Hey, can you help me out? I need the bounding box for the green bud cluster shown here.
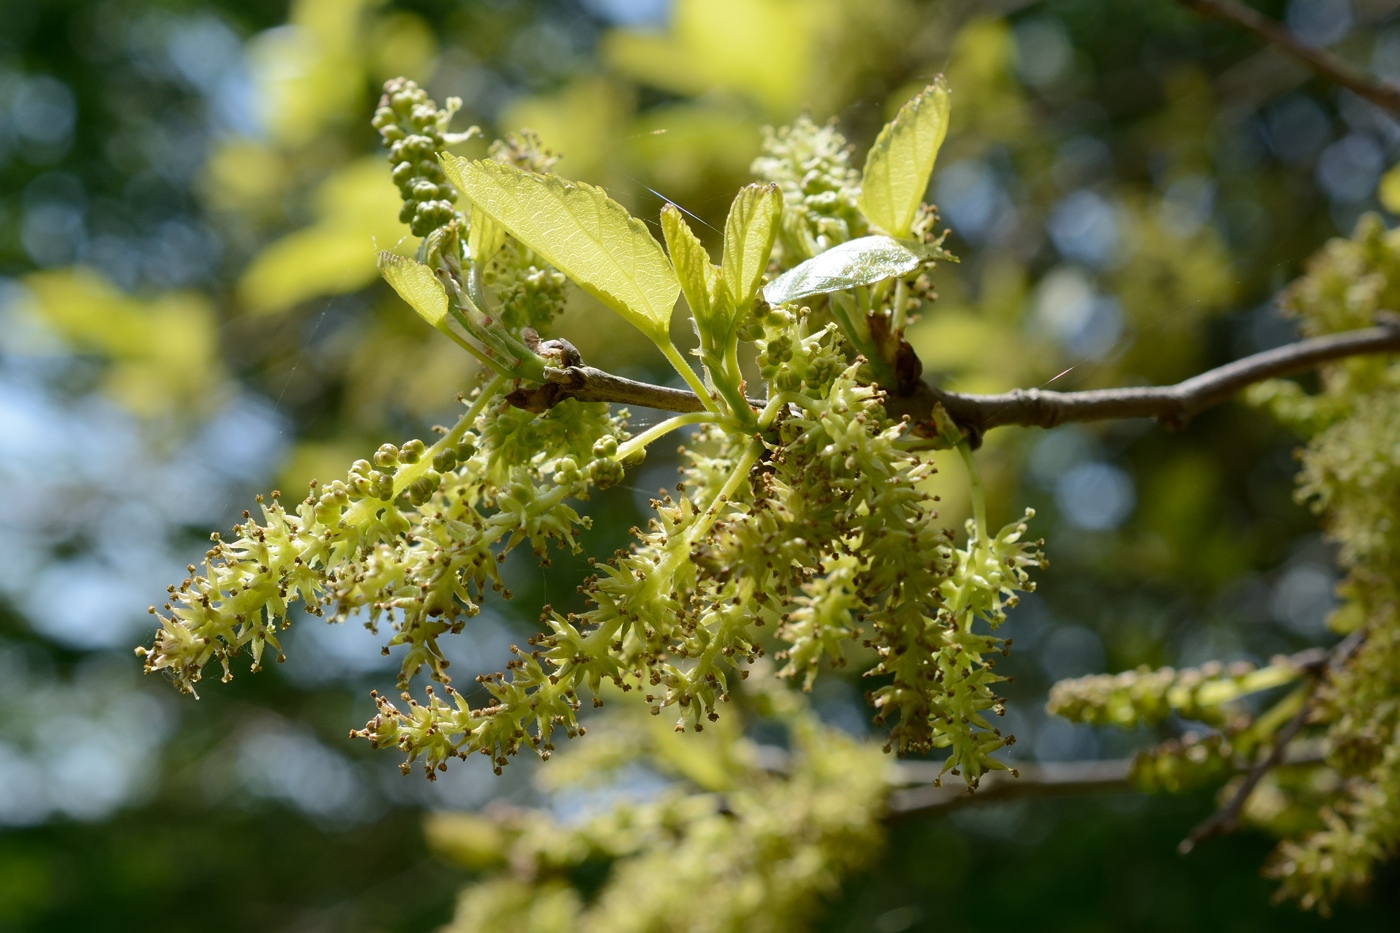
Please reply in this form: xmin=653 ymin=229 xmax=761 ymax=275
xmin=751 ymin=308 xmax=848 ymax=394
xmin=372 ymin=77 xmax=470 ymax=237
xmin=480 ymin=240 xmax=569 ymax=334
xmin=1048 ymin=659 xmax=1299 ymax=729
xmin=488 ymin=130 xmax=561 ymax=175
xmin=751 ymin=115 xmax=866 ymax=262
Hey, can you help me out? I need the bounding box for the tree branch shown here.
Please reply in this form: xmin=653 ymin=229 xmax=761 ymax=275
xmin=885 ymin=759 xmax=1135 ymax=821
xmin=1176 ymin=0 xmax=1400 ymax=118
xmin=509 ymin=364 xmax=714 ymax=414
xmin=914 ymin=321 xmax=1400 ymax=443
xmin=1177 ymin=628 xmax=1367 ymax=854
xmin=507 ymin=323 xmax=1400 ymax=442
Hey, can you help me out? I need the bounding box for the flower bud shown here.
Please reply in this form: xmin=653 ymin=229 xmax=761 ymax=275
xmin=589 ymin=459 xmax=624 ymax=489
xmin=592 ymin=435 xmax=619 ymax=459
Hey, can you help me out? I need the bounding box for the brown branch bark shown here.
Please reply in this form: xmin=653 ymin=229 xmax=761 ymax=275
xmin=911 ymin=322 xmax=1400 ymax=443
xmin=509 ymin=364 xmax=714 ymax=414
xmin=1176 ymin=0 xmax=1400 ymax=118
xmin=508 ymin=323 xmax=1400 ymax=442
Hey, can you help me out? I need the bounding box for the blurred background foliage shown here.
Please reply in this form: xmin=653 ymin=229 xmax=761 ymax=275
xmin=1 ymin=0 xmax=1399 ymax=929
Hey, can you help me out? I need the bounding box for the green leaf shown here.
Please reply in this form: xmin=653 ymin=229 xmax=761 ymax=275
xmin=858 ymin=77 xmax=951 ymax=238
xmin=378 ymin=251 xmax=451 ymax=332
xmin=441 ymin=155 xmax=679 ymax=341
xmin=467 ymin=206 xmax=506 ymax=267
xmin=761 ymin=236 xmax=922 ymax=306
xmin=660 ymin=203 xmax=716 ymax=326
xmin=721 ymin=183 xmax=781 ymax=311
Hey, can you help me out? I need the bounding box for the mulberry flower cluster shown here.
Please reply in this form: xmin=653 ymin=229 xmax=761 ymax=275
xmin=145 ymin=78 xmax=1045 ymax=794
xmin=1256 ymin=215 xmax=1400 ymax=911
xmin=750 ymin=114 xmax=866 ymax=262
xmin=372 ymin=77 xmax=473 ymax=237
xmin=1051 ymin=215 xmax=1400 ymax=911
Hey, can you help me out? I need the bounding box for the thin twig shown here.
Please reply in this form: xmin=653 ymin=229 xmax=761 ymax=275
xmin=1176 ymin=0 xmax=1400 ymax=118
xmin=749 ymin=746 xmax=1138 ymax=818
xmin=1178 ymin=628 xmax=1367 ymax=854
xmin=1177 ymin=690 xmax=1315 ymax=854
xmin=917 ymin=323 xmax=1400 ymax=442
xmin=506 ymin=323 xmax=1400 ymax=442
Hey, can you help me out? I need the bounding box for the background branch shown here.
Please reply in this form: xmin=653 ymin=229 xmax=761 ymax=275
xmin=885 ymin=746 xmax=1331 ymax=825
xmin=885 ymin=759 xmax=1134 ymax=821
xmin=1177 ymin=628 xmax=1368 ymax=853
xmin=1176 ymin=0 xmax=1400 ymax=118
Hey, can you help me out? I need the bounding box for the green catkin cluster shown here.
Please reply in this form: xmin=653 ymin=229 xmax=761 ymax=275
xmin=361 ymin=321 xmax=1039 ymax=784
xmin=431 ymin=704 xmax=888 ymax=933
xmin=147 ymin=92 xmax=1047 ymax=790
xmin=474 ymin=132 xmax=569 ymax=334
xmin=488 ymin=130 xmax=561 ymax=175
xmin=138 ymin=390 xmax=626 ymax=698
xmin=1130 ymin=732 xmax=1237 ymax=795
xmin=372 ymin=77 xmax=469 ymax=237
xmin=1250 ymin=215 xmax=1400 ymax=912
xmin=1051 ymin=215 xmax=1400 ymax=912
xmin=481 ymin=239 xmax=569 ymax=335
xmin=137 ymin=69 xmax=1400 ymax=922
xmin=1048 ymin=659 xmax=1302 ymax=729
xmin=751 ymin=115 xmax=867 ymax=262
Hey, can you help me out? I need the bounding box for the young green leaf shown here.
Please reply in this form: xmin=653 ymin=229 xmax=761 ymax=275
xmin=441 ymin=155 xmax=679 ymax=341
xmin=761 ymin=235 xmax=922 ymax=306
xmin=467 ymin=206 xmax=506 ymax=267
xmin=378 ymin=251 xmax=451 ymax=332
xmin=858 ymin=77 xmax=951 ymax=238
xmin=660 ymin=203 xmax=717 ymax=326
xmin=721 ymin=182 xmax=781 ymax=311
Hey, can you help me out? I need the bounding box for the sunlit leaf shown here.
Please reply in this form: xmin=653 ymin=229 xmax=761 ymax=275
xmin=722 ymin=182 xmax=781 ymax=311
xmin=467 ymin=207 xmax=506 ymax=266
xmin=442 ymin=155 xmax=679 ymax=341
xmin=761 ymin=235 xmax=921 ymax=305
xmin=858 ymin=77 xmax=951 ymax=238
xmin=661 ymin=203 xmax=717 ymax=325
xmin=378 ymin=251 xmax=450 ymax=331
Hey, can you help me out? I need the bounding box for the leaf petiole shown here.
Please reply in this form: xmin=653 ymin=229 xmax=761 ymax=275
xmin=614 ymin=411 xmax=720 ymax=462
xmin=658 ymin=339 xmax=722 ymax=414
